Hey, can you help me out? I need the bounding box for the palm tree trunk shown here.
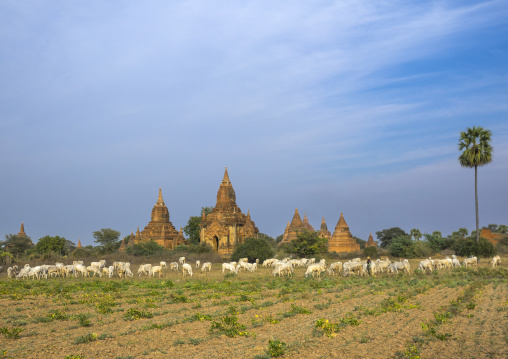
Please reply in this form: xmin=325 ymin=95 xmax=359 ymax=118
xmin=475 ymin=165 xmax=479 ymax=244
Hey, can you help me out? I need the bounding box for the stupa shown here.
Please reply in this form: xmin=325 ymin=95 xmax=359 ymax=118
xmin=317 ymin=217 xmax=332 ymax=240
xmin=280 ymin=209 xmax=307 ymax=244
xmin=365 ymin=233 xmax=378 ymax=248
xmin=136 ymin=188 xmax=185 ymax=249
xmin=200 ymin=168 xmax=259 ymax=254
xmin=329 ymin=213 xmax=360 ymax=253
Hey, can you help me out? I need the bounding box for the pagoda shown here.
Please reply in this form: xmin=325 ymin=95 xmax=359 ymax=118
xmin=200 ymin=167 xmax=259 ymax=255
xmin=365 ymin=233 xmax=378 ymax=248
xmin=302 ymin=212 xmax=315 ymax=232
xmin=18 ymin=222 xmax=27 ymax=237
xmin=280 ymin=209 xmax=307 ymax=244
xmin=137 ymin=188 xmax=185 ymax=249
xmin=317 ymin=217 xmax=331 ymax=240
xmin=329 ymin=213 xmax=360 ymax=253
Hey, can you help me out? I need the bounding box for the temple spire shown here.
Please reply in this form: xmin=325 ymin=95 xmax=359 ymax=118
xmin=77 ymin=239 xmax=82 ymax=248
xmin=222 ymin=167 xmax=231 ymax=184
xmin=18 ymin=222 xmax=27 ymax=237
xmin=157 ymin=187 xmax=164 ymax=204
xmin=247 ymin=209 xmax=251 ymax=219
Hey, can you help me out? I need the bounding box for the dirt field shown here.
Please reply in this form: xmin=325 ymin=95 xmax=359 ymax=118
xmin=0 ymin=258 xmax=506 ymax=359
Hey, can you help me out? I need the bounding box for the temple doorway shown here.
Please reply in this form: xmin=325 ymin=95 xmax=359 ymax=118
xmin=213 ymin=236 xmax=219 ymax=252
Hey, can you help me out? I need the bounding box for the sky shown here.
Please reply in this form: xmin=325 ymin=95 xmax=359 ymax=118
xmin=1 ymin=0 xmax=507 ymax=246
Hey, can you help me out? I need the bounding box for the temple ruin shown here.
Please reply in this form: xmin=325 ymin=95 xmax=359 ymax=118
xmin=128 ymin=188 xmax=185 ymax=249
xmin=200 ymin=168 xmax=259 ymax=255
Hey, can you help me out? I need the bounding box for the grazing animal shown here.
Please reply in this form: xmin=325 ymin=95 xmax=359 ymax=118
xmin=182 ymin=263 xmax=193 ymax=277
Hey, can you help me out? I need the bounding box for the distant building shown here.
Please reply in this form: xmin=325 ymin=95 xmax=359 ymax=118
xmin=200 ymin=168 xmax=259 ymax=255
xmin=128 ymin=188 xmax=185 ymax=250
xmin=365 ymin=233 xmax=378 ymax=248
xmin=18 ymin=222 xmax=27 ymax=237
xmin=317 ymin=217 xmax=332 ymax=240
xmin=280 ymin=211 xmax=359 ymax=253
xmin=480 ymin=229 xmax=506 ymax=246
xmin=329 ymin=213 xmax=360 ymax=253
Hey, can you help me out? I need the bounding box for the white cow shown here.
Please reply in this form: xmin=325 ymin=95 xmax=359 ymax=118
xmin=182 ymin=263 xmax=193 ymax=277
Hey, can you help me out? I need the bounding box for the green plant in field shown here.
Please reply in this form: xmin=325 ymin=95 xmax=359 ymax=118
xmin=340 ymin=313 xmax=361 ymax=326
xmin=315 ymin=319 xmax=341 ymax=338
xmin=379 ymin=298 xmax=403 ymax=312
xmin=0 ymin=327 xmax=23 ymax=339
xmin=263 ymin=315 xmax=279 ymax=324
xmin=267 ymin=339 xmax=286 ymax=357
xmin=123 ymin=308 xmax=154 ymax=321
xmin=74 ymin=333 xmax=98 ymax=344
xmin=169 ymin=293 xmax=188 ymax=303
xmin=172 ymin=339 xmax=185 ymax=346
xmin=314 ymin=299 xmax=331 ymax=310
xmin=76 ymin=313 xmax=91 ymax=327
xmin=63 ymin=355 xmax=85 ymax=359
xmin=188 ymin=338 xmax=203 ymax=345
xmin=283 ymin=304 xmax=311 ymax=317
xmin=188 ymin=312 xmax=212 ymax=322
xmin=209 ymin=314 xmax=251 ymax=338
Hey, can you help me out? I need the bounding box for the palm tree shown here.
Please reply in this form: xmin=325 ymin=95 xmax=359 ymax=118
xmin=458 ymin=126 xmax=493 ymax=243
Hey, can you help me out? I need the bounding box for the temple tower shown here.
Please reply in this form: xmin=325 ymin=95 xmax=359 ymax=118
xmin=303 ymin=212 xmax=315 ymax=232
xmin=18 ymin=222 xmax=27 ymax=237
xmin=317 ymin=217 xmax=331 ymax=240
xmin=329 ymin=213 xmax=360 ymax=253
xmin=138 ymin=188 xmax=185 ymax=249
xmin=200 ymin=168 xmax=259 ymax=255
xmin=365 ymin=233 xmax=378 ymax=248
xmin=280 ymin=209 xmax=307 ymax=244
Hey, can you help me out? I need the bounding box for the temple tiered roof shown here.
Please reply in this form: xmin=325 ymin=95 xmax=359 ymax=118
xmin=200 ymin=168 xmax=258 ymax=254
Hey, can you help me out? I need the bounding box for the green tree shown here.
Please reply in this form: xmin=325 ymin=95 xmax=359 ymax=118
xmin=486 ymin=224 xmax=498 ymax=232
xmin=376 ymin=227 xmax=407 ymax=248
xmin=388 ymin=235 xmax=415 ymax=258
xmin=288 ymin=230 xmax=328 ymax=257
xmin=230 ymin=237 xmax=275 ymax=263
xmin=0 ymin=234 xmax=33 ymax=257
xmin=93 ymin=228 xmax=121 ymax=253
xmin=183 ymin=206 xmax=213 ymax=245
xmin=497 ymin=225 xmax=508 ymax=234
xmin=458 ymin=126 xmax=493 ymax=244
xmin=35 ymin=235 xmax=66 ymax=255
xmin=453 ymin=236 xmax=496 ymax=258
xmin=354 ymin=236 xmax=366 ymax=249
xmin=410 ymin=228 xmax=422 ymax=241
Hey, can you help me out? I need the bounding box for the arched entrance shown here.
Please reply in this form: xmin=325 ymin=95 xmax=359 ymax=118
xmin=213 ymin=235 xmax=219 ymax=252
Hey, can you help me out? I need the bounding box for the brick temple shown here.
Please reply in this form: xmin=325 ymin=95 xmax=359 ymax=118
xmin=128 ymin=188 xmax=185 ymax=249
xmin=200 ymin=168 xmax=259 ymax=255
xmin=281 ymin=210 xmax=360 ymax=253
xmin=365 ymin=233 xmax=378 ymax=248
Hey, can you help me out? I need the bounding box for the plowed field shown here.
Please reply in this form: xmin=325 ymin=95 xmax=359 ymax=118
xmin=0 ymin=260 xmax=506 ymax=359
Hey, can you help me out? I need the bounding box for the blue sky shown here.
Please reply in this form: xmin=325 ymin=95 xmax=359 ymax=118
xmin=1 ymin=0 xmax=507 ymax=246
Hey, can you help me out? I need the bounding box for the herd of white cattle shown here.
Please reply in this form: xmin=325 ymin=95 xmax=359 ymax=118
xmin=2 ymin=254 xmax=501 ymax=280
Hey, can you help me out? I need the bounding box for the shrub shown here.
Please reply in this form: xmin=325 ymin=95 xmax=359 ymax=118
xmin=209 ymin=314 xmax=250 ymax=338
xmin=267 ymin=339 xmax=286 ymax=357
xmin=413 ymin=241 xmax=433 ymax=258
xmin=173 ymin=243 xmax=213 ymax=254
xmin=453 ymin=237 xmax=496 ymax=257
xmin=0 ymin=326 xmax=23 ymax=339
xmin=123 ymin=309 xmax=154 ymax=321
xmin=231 ymin=237 xmax=275 ymax=263
xmin=363 ymin=246 xmax=378 ymax=258
xmin=126 ymin=241 xmax=166 ymax=256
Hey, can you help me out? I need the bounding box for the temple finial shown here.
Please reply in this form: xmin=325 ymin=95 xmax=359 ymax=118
xmin=222 ymin=167 xmax=230 ymax=183
xmin=157 ymin=187 xmax=164 ymax=204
